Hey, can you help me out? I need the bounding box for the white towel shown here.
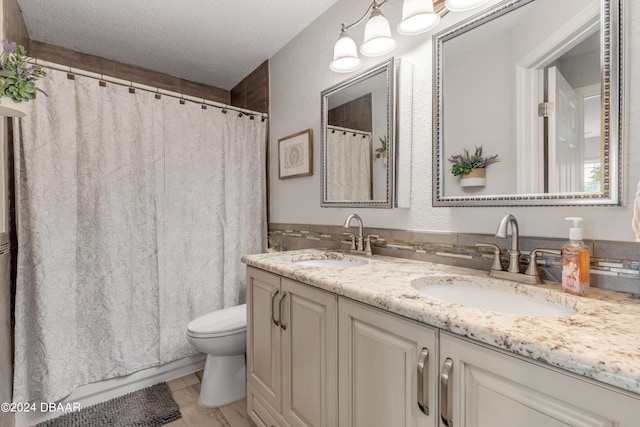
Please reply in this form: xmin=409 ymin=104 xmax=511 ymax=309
xmin=633 ymin=180 xmax=640 ymax=241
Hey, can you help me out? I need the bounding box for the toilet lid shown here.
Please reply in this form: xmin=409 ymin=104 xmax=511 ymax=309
xmin=187 ymin=304 xmax=247 ymax=336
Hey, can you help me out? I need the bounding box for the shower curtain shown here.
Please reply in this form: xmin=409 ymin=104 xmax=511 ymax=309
xmin=326 ymin=129 xmax=372 ymax=200
xmin=12 ymin=69 xmax=267 ymax=403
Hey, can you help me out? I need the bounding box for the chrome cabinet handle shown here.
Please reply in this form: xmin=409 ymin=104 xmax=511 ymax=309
xmin=417 ymin=348 xmax=429 ymax=415
xmin=270 ymin=289 xmax=280 ymax=327
xmin=279 ymin=291 xmax=288 ymax=331
xmin=440 ymin=358 xmax=454 ymax=427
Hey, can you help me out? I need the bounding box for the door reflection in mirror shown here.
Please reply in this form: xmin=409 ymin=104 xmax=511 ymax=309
xmin=433 ymin=0 xmax=621 ymax=206
xmin=543 ymin=29 xmax=600 ymax=194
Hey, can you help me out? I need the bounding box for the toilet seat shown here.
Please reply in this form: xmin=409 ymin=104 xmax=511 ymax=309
xmin=187 ymin=304 xmax=247 ymax=338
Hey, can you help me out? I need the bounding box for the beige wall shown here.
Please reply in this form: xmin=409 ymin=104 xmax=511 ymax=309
xmin=268 ymin=0 xmax=638 ymax=242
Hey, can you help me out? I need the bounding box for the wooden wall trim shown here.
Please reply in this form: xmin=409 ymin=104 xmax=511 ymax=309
xmin=2 ymin=0 xmax=270 ymax=111
xmin=231 ymin=60 xmax=269 ymax=114
xmin=29 ymin=40 xmax=231 ymax=104
xmin=3 ymin=0 xmax=30 ymax=49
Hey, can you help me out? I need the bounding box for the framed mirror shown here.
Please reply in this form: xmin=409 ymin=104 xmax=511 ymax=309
xmin=321 ymin=58 xmax=396 ymax=208
xmin=433 ymin=0 xmax=622 ymax=207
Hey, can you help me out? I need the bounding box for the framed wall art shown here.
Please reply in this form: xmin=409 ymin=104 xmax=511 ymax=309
xmin=278 ymin=129 xmax=313 ymax=179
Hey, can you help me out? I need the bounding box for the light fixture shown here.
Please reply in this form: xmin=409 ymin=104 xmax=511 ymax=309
xmin=330 ymin=0 xmax=490 ymax=73
xmin=445 ymin=0 xmax=491 ymax=12
xmin=398 ymin=0 xmax=441 ymax=35
xmin=330 ymin=28 xmax=363 ymax=73
xmin=360 ymin=6 xmax=397 ymax=56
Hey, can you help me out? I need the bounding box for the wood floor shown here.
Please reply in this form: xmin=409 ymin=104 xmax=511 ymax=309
xmin=165 ymin=372 xmax=254 ymax=427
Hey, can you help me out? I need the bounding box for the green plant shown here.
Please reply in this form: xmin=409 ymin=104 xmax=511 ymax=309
xmin=0 ymin=40 xmax=47 ymax=103
xmin=585 ymin=163 xmax=601 ymax=192
xmin=375 ymin=136 xmax=387 ymax=159
xmin=448 ymin=146 xmax=499 ymax=176
xmin=267 ymin=237 xmax=286 ymax=252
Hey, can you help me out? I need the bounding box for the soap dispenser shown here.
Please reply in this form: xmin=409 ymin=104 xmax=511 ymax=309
xmin=561 ymin=217 xmax=590 ymax=296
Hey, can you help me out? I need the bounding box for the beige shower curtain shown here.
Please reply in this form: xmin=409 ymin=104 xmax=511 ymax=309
xmin=12 ymin=69 xmax=267 ymax=403
xmin=326 ymin=129 xmax=372 ymax=200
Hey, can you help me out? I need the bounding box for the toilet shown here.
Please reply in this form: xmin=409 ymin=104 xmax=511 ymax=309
xmin=186 ymin=304 xmax=247 ymax=407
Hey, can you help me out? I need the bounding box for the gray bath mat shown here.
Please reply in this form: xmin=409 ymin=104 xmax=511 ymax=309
xmin=37 ymin=382 xmax=182 ymax=427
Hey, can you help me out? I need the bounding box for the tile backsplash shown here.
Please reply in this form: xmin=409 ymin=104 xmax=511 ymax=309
xmin=268 ymin=223 xmax=640 ymax=296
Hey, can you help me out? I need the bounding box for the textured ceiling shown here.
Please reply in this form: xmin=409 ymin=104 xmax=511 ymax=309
xmin=17 ymin=0 xmax=340 ymax=90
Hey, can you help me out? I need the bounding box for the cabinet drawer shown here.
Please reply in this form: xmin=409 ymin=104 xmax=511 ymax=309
xmin=248 ymin=384 xmax=284 ymax=427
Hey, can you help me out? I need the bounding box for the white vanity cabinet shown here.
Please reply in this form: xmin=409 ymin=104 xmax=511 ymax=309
xmin=246 ymin=267 xmax=338 ymax=427
xmin=245 ymin=265 xmax=640 ymax=427
xmin=338 ymin=298 xmax=438 ymax=427
xmin=438 ymin=332 xmax=640 ymax=427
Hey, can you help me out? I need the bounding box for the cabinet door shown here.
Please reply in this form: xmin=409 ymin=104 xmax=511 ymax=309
xmin=339 ymin=298 xmax=437 ymax=427
xmin=439 ymin=332 xmax=640 ymax=427
xmin=247 ymin=267 xmax=282 ymax=412
xmin=281 ymin=278 xmax=338 ymax=427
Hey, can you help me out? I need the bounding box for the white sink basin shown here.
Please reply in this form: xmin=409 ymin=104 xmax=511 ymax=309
xmin=415 ymin=284 xmax=574 ymax=318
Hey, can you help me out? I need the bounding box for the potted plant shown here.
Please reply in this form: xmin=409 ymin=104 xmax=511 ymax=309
xmin=448 ymin=146 xmax=499 ymax=187
xmin=375 ymin=136 xmax=387 ymax=159
xmin=267 ymin=236 xmax=286 ymax=253
xmin=0 ymin=40 xmax=47 ymax=117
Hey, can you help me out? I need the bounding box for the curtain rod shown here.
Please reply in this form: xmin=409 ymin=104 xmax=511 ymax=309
xmin=33 ymin=59 xmax=269 ymax=120
xmin=327 ymin=124 xmax=371 ymax=137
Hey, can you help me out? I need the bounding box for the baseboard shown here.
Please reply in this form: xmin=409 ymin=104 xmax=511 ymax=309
xmin=15 ymin=354 xmax=206 ymax=427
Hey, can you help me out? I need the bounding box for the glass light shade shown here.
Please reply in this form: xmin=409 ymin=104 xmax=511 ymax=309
xmin=330 ymin=31 xmax=363 ymax=73
xmin=445 ymin=0 xmax=491 ymax=12
xmin=397 ymin=0 xmax=441 ymax=35
xmin=360 ymin=8 xmax=397 ymax=57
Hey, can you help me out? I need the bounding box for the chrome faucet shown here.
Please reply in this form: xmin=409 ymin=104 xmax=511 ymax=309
xmin=476 ymin=214 xmax=562 ymax=285
xmin=343 ymin=213 xmax=378 ymax=256
xmin=343 ymin=213 xmax=365 ymax=251
xmin=495 ymin=214 xmax=520 ymax=273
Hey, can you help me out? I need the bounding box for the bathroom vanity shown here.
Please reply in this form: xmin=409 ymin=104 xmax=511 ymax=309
xmin=243 ymin=249 xmax=640 ymax=427
xmin=246 ymin=267 xmax=337 ymax=427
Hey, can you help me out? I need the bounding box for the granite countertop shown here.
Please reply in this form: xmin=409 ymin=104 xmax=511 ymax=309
xmin=242 ymin=248 xmax=640 ymax=396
